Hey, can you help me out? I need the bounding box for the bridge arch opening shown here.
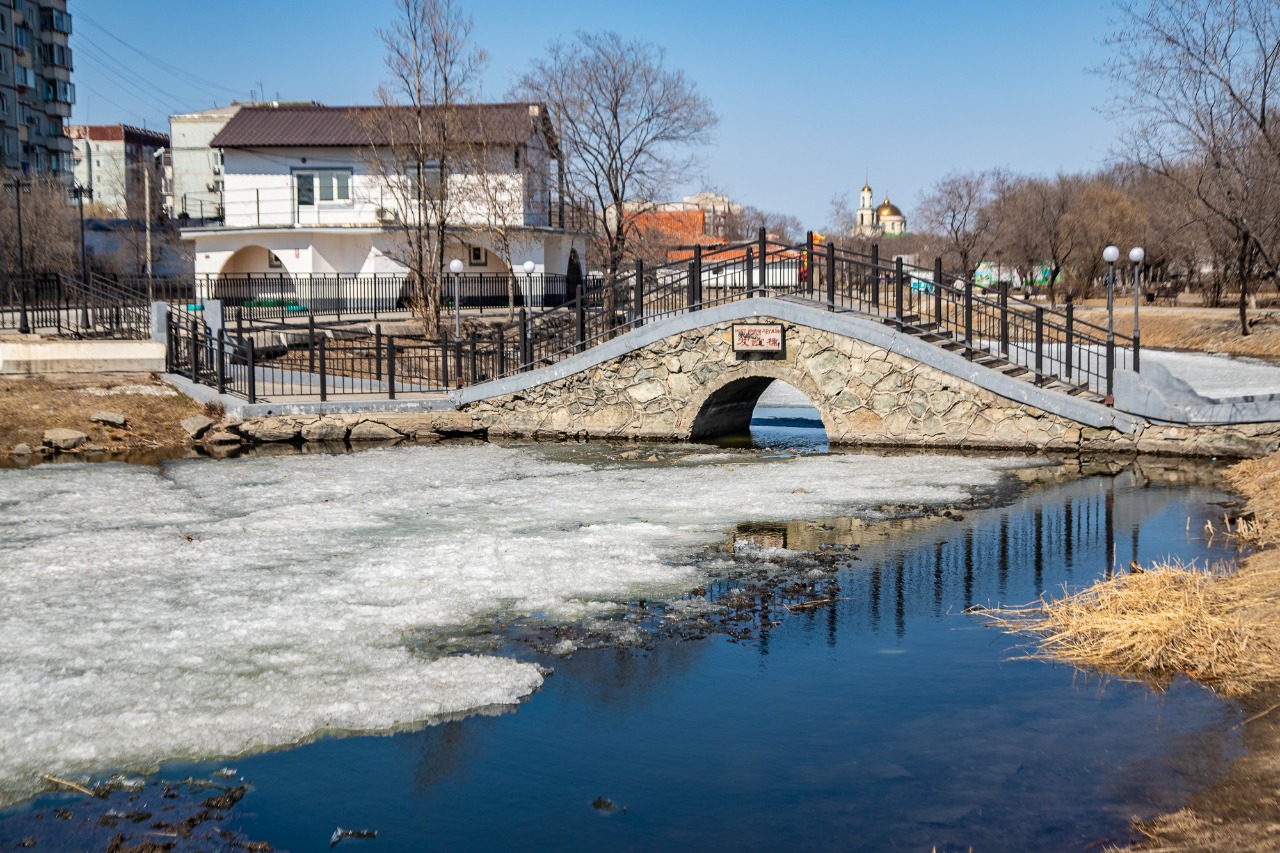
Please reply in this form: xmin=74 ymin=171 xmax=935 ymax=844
xmin=691 ymin=378 xmax=829 ymax=450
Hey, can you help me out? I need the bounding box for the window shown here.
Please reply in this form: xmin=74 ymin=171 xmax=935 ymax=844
xmin=405 ymin=160 xmax=442 ymax=201
xmin=267 ymin=251 xmax=283 ymax=269
xmin=15 ymin=25 xmax=31 ymax=52
xmin=0 ymin=53 xmax=6 ymax=73
xmin=469 ymin=246 xmax=487 ymax=266
xmin=40 ymin=9 xmax=71 ymax=33
xmin=0 ymin=13 xmax=7 ymax=34
xmin=296 ymin=169 xmax=350 ymax=206
xmin=39 ymin=42 xmax=71 ymax=68
xmin=0 ymin=93 xmax=7 ymax=116
xmin=15 ymin=65 xmax=35 ymax=89
xmin=43 ymin=78 xmax=73 ymax=103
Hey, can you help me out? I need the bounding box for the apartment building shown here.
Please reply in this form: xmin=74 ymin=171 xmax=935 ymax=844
xmin=67 ymin=124 xmax=168 ymax=219
xmin=0 ymin=0 xmax=74 ymax=174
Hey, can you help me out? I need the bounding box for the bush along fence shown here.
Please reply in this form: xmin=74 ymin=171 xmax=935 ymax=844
xmin=163 ymin=230 xmax=1135 ymax=404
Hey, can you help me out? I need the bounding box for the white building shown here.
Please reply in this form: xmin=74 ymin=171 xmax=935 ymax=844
xmin=853 ymin=179 xmax=907 ymax=238
xmin=181 ymin=102 xmax=585 ymax=288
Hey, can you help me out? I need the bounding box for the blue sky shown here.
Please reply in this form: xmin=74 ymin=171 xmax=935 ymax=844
xmin=71 ymin=0 xmax=1126 ymax=227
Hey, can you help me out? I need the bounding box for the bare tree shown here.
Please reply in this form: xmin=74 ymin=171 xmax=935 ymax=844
xmin=723 ymin=205 xmax=803 ymax=244
xmin=826 ymin=192 xmax=856 ymax=247
xmin=360 ymin=0 xmax=487 ymax=336
xmin=1104 ymin=0 xmax=1280 ymax=333
xmin=0 ymin=172 xmax=79 ymax=276
xmin=513 ymin=32 xmax=717 ymax=296
xmin=916 ymin=168 xmax=1011 ymax=280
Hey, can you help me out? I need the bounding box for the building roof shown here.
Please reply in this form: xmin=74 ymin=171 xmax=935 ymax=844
xmin=66 ymin=124 xmax=169 ymax=146
xmin=629 ymin=209 xmax=707 ymax=245
xmin=877 ymin=198 xmax=905 ymax=219
xmin=210 ymin=103 xmax=559 ymax=155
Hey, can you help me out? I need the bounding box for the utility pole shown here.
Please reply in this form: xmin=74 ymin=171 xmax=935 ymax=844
xmin=10 ymin=177 xmax=29 ymax=334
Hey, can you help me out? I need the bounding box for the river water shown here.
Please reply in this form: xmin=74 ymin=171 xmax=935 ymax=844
xmin=0 ymin=388 xmax=1247 ymax=851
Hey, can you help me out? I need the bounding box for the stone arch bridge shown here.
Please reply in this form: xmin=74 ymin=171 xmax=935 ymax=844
xmin=457 ymin=297 xmax=1142 ymax=452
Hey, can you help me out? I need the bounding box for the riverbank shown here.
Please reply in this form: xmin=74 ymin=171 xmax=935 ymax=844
xmin=990 ymin=448 xmax=1280 ymax=850
xmin=0 ymin=373 xmax=208 ymax=461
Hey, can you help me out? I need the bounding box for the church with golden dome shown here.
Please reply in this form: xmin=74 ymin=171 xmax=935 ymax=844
xmin=853 ymin=178 xmax=907 ymax=238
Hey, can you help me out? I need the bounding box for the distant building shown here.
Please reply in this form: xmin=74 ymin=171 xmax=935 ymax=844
xmin=853 ymin=178 xmax=907 ymax=238
xmin=0 ymin=0 xmax=74 ymax=174
xmin=169 ymin=101 xmax=321 ymax=222
xmin=67 ymin=124 xmax=168 ymax=220
xmin=169 ymin=104 xmax=243 ymax=222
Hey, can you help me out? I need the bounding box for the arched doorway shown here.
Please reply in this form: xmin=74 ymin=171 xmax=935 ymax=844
xmin=211 ymin=246 xmax=297 ymax=307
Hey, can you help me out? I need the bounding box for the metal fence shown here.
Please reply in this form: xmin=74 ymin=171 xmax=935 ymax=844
xmin=0 ymin=272 xmax=153 ymax=339
xmin=165 ymin=229 xmax=1136 ymax=403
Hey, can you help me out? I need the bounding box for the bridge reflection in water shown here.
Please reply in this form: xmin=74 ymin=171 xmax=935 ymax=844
xmin=696 ymin=460 xmax=1235 ymax=655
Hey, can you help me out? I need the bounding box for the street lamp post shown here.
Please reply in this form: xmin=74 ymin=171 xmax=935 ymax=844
xmin=1103 ymin=244 xmax=1120 ymax=400
xmin=448 ymin=257 xmax=464 ymax=340
xmin=1129 ymin=246 xmax=1145 ymax=372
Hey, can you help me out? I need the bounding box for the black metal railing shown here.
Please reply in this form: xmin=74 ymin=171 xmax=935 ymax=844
xmin=0 ymin=272 xmax=153 ymax=339
xmin=165 ymin=228 xmax=1135 ymax=402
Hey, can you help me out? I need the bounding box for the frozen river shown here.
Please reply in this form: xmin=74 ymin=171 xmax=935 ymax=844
xmin=0 ymin=424 xmax=1249 ymax=850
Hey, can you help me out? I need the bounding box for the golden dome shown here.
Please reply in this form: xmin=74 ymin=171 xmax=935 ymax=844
xmin=877 ymin=197 xmax=904 ymax=219
xmin=862 ymin=181 xmax=872 ymax=193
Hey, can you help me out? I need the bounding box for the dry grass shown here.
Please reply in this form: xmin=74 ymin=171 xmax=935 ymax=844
xmin=983 ymin=560 xmax=1279 ymax=697
xmin=0 ymin=373 xmax=205 ymax=456
xmin=1075 ymin=306 xmax=1280 ymax=360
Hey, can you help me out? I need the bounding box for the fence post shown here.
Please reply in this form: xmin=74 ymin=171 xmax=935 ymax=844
xmin=999 ymin=282 xmax=1010 ymax=356
xmin=805 ymin=231 xmax=815 ymax=298
xmin=216 ymin=328 xmax=226 ymax=394
xmin=308 ymin=314 xmax=316 ymax=376
xmin=826 ymin=243 xmax=836 ymax=309
xmin=165 ymin=308 xmax=174 ymax=372
xmin=455 ymin=337 xmax=464 ymax=388
xmin=441 ymin=332 xmax=450 ymax=388
xmin=964 ymin=279 xmax=974 ymax=355
xmin=247 ymin=338 xmax=257 ymax=404
xmin=1034 ymin=306 xmax=1044 ymax=384
xmin=870 ymin=243 xmax=880 ymax=307
xmin=1064 ymin=296 xmax=1075 ymax=381
xmin=758 ymin=227 xmax=767 ymax=297
xmin=318 ymin=334 xmax=327 ymax=402
xmin=497 ymin=326 xmax=506 ymax=377
xmin=745 ymin=246 xmax=754 ymax=295
xmin=1106 ymin=334 xmax=1115 ymax=400
xmin=633 ymin=259 xmax=644 ymax=327
xmin=375 ymin=323 xmax=383 ymax=383
xmin=933 ymin=257 xmax=943 ymax=327
xmin=189 ymin=315 xmax=200 ymax=379
xmin=468 ymin=331 xmax=478 ymax=385
xmin=895 ymin=256 xmax=905 ymax=325
xmin=519 ymin=308 xmax=529 ymax=371
xmin=692 ymin=244 xmax=702 ymax=311
xmin=387 ymin=335 xmax=397 ymax=399
xmin=575 ymin=294 xmax=586 ymax=353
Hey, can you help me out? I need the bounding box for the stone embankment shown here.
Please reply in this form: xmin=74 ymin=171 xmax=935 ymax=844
xmin=218 ymin=410 xmax=484 ymax=447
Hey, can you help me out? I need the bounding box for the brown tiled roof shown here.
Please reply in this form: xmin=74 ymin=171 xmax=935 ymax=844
xmin=210 ymin=103 xmax=558 ymax=153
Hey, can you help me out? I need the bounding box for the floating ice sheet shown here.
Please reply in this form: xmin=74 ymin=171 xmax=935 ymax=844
xmin=0 ymin=445 xmax=1028 ymax=805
